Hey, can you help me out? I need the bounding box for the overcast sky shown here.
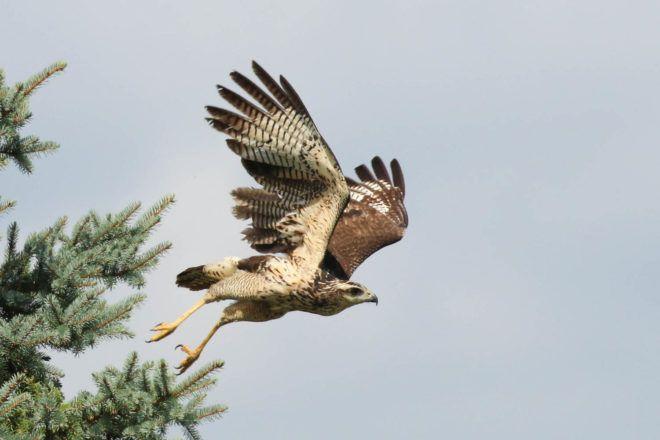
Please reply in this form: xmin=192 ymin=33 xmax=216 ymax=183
xmin=2 ymin=1 xmax=660 ymax=438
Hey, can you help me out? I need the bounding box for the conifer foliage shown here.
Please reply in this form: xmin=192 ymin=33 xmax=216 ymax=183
xmin=0 ymin=64 xmax=225 ymax=439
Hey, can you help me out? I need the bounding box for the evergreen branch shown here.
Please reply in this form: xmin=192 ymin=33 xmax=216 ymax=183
xmin=35 ymin=216 xmax=68 ymax=246
xmin=195 ymin=403 xmax=228 ymax=421
xmin=61 ymin=304 xmax=98 ymax=330
xmin=88 ymin=201 xmax=141 ymax=246
xmin=157 ymin=360 xmax=170 ymax=397
xmin=68 ymin=214 xmax=92 ymax=246
xmin=183 ymin=393 xmax=206 ymax=411
xmin=0 ymin=138 xmax=44 ymax=174
xmin=177 ymin=377 xmax=218 ymax=399
xmin=56 ymin=244 xmax=107 ymax=282
xmin=121 ymin=351 xmax=139 ymax=384
xmin=0 ymin=137 xmax=59 ymax=174
xmin=181 ymin=423 xmax=202 ymax=440
xmin=71 ymin=280 xmax=98 ymax=289
xmin=0 ymin=198 xmax=15 ymax=217
xmin=18 ymin=62 xmax=67 ymax=98
xmin=92 ymin=293 xmax=145 ymax=334
xmin=13 ymin=314 xmax=46 ymax=347
xmin=0 ymin=64 xmax=63 ymax=174
xmin=123 ymin=241 xmax=172 ymax=274
xmin=135 ymin=194 xmax=175 ymax=232
xmin=4 ymin=222 xmax=18 ymax=259
xmin=0 ymin=373 xmax=24 ymax=404
xmin=170 ymin=360 xmax=224 ymax=399
xmin=140 ymin=366 xmax=152 ymax=393
xmin=0 ymin=390 xmax=30 ymax=418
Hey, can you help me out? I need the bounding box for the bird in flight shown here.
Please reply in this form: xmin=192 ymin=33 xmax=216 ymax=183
xmin=148 ymin=61 xmax=408 ymax=373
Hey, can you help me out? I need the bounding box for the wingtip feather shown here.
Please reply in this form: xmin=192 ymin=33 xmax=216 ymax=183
xmin=355 ymin=164 xmax=375 ymax=181
xmin=371 ymin=156 xmax=391 ymax=183
xmin=390 ymin=159 xmax=405 ymax=197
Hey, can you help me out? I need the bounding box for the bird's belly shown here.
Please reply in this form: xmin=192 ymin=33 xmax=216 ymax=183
xmin=265 ymin=291 xmax=343 ymax=317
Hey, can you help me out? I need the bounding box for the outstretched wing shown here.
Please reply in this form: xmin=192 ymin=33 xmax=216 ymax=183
xmin=208 ymin=61 xmax=349 ymax=271
xmin=324 ymin=157 xmax=408 ymax=279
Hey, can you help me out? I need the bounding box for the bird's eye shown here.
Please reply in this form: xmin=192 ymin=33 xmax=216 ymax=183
xmin=348 ymin=287 xmax=362 ymax=295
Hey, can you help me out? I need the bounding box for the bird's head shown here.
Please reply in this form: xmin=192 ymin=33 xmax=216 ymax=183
xmin=334 ymin=280 xmax=378 ymax=308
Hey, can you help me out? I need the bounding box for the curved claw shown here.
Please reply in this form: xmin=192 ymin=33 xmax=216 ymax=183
xmin=174 ymin=344 xmax=200 ymax=374
xmin=148 ymin=321 xmax=178 ymax=343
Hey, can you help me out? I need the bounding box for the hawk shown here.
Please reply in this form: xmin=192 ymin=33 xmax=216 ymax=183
xmin=148 ymin=62 xmax=409 ymax=373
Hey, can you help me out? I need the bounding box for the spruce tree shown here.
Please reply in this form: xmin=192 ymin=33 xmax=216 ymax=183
xmin=0 ymin=63 xmax=225 ymax=439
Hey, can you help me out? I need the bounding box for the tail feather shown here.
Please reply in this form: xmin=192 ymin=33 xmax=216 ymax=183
xmin=176 ymin=265 xmax=217 ymax=291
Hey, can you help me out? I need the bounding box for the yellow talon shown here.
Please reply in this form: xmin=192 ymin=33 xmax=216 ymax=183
xmin=175 ymin=344 xmax=201 ymax=374
xmin=147 ymin=322 xmax=178 ymax=342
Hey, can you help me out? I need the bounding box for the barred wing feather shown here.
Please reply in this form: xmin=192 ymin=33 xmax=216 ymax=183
xmin=208 ymin=61 xmax=349 ymax=270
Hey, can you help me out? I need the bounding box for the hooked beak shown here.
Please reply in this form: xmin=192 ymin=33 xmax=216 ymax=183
xmin=368 ymin=295 xmax=379 ymax=305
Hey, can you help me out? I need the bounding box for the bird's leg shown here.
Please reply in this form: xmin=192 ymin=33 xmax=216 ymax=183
xmin=174 ymin=300 xmax=285 ymax=374
xmin=150 ymin=269 xmax=274 ymax=344
xmin=175 ymin=317 xmax=227 ymax=374
xmin=147 ymin=298 xmax=208 ymax=343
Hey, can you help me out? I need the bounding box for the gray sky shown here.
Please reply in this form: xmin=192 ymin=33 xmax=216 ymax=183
xmin=2 ymin=0 xmax=660 ymax=438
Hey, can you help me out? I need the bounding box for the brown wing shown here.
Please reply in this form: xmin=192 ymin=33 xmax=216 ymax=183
xmin=324 ymin=157 xmax=408 ymax=279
